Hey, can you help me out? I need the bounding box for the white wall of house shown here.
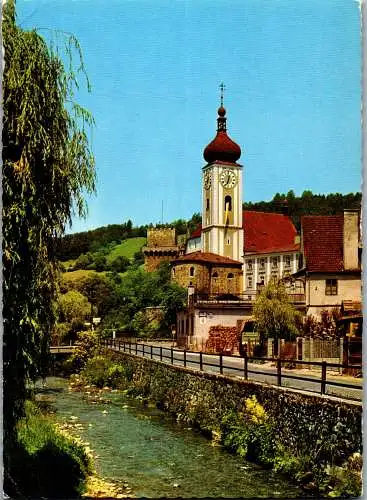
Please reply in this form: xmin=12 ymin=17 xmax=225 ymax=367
xmin=186 ymin=237 xmax=201 ymax=254
xmin=243 ymin=251 xmax=299 ymax=297
xmin=177 ymin=307 xmax=252 ymax=349
xmin=306 ymin=274 xmax=361 ymax=317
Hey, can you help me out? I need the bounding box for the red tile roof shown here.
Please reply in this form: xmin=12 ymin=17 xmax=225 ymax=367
xmin=173 ymin=251 xmax=242 ymax=266
xmin=302 ymin=215 xmax=344 ymax=272
xmin=243 ymin=211 xmax=299 ymax=254
xmin=190 ymin=225 xmax=202 ymax=239
xmin=188 ymin=212 xmax=299 ymax=254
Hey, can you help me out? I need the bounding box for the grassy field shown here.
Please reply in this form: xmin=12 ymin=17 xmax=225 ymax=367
xmin=61 ymin=269 xmax=105 ymax=285
xmin=106 ymin=237 xmax=146 ymax=262
xmin=62 ymin=259 xmax=76 ymax=269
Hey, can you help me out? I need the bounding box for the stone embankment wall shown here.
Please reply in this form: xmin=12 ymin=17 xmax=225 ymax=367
xmin=110 ymin=351 xmax=362 ymax=463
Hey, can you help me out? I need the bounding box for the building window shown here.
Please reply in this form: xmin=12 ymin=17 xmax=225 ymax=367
xmin=225 ymin=237 xmax=231 ymax=245
xmin=224 ymin=195 xmax=232 ymax=211
xmin=284 ymin=255 xmax=291 ymax=267
xmin=206 ymin=198 xmax=210 ymax=210
xmin=212 ymin=272 xmax=218 ymax=278
xmin=247 ymin=259 xmax=253 ymax=271
xmin=259 ymin=258 xmax=266 ymax=270
xmin=189 ymin=266 xmax=195 ymax=277
xmin=227 ymin=273 xmax=234 ymax=279
xmin=325 ymin=279 xmax=338 ymax=296
xmin=247 ymin=276 xmax=253 ymax=289
xmin=271 ymin=256 xmax=279 ymax=268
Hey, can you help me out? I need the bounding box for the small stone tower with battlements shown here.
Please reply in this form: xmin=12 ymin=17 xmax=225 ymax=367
xmin=143 ymin=227 xmax=184 ymax=272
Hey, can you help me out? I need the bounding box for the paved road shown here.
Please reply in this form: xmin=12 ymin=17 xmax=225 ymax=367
xmin=108 ymin=342 xmax=362 ymax=402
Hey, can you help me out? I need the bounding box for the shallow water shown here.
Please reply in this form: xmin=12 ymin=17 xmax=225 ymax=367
xmin=39 ymin=377 xmax=305 ymax=498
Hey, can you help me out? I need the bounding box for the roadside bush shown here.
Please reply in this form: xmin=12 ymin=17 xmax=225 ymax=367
xmin=12 ymin=400 xmax=91 ymax=498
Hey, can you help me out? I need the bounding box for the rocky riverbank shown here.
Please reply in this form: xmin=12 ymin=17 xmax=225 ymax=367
xmin=48 ymin=378 xmax=134 ymax=499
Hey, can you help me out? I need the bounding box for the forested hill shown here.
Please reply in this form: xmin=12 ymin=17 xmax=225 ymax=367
xmin=56 ymin=213 xmax=201 ymax=261
xmin=243 ymin=191 xmax=362 ymax=231
xmin=57 ymin=191 xmax=361 ymax=260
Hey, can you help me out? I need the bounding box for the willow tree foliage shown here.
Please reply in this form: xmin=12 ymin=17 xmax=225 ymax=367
xmin=3 ymin=0 xmax=96 ymax=453
xmin=253 ymin=281 xmax=301 ymax=340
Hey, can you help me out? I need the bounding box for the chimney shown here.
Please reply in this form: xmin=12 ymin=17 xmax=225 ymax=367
xmin=343 ymin=210 xmax=360 ymax=270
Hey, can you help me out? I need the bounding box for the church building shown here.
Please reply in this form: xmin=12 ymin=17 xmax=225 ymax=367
xmin=171 ymin=92 xmax=302 ymax=349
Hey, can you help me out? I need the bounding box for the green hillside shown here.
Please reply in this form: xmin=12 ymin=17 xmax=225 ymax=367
xmin=106 ymin=237 xmax=146 ymax=262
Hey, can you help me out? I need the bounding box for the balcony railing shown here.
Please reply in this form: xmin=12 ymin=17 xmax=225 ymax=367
xmin=190 ymin=292 xmax=305 ymax=306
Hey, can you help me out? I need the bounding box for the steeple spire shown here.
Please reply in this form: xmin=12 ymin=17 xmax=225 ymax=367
xmin=217 ymin=82 xmax=227 ymax=132
xmin=220 ymin=82 xmax=225 ymax=107
xmin=203 ymin=85 xmax=241 ymax=164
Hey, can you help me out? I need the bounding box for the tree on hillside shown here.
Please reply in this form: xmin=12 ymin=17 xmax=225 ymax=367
xmin=109 ymin=255 xmax=130 ymax=273
xmin=57 ymin=290 xmax=92 ymax=341
xmin=2 ymin=0 xmax=95 ymax=490
xmin=253 ymin=281 xmax=301 ymax=340
xmin=79 ymin=273 xmax=117 ymax=316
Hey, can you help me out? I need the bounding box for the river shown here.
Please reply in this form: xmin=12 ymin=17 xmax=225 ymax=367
xmin=37 ymin=377 xmax=305 ymax=498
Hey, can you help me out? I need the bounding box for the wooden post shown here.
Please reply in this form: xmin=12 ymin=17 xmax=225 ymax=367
xmin=219 ymin=353 xmax=223 ymax=374
xmin=200 ymin=351 xmax=203 ymax=371
xmin=151 ymin=345 xmax=153 ymax=359
xmin=171 ymin=348 xmax=174 ymax=365
xmin=136 ymin=343 xmax=137 ymax=355
xmin=118 ymin=341 xmax=121 ymax=351
xmin=142 ymin=344 xmax=145 ymax=357
xmin=321 ymin=361 xmax=327 ymax=395
xmin=123 ymin=342 xmax=126 ymax=352
xmin=244 ymin=352 xmax=248 ymax=380
xmin=160 ymin=346 xmax=163 ymax=361
xmin=129 ymin=342 xmax=131 ymax=354
xmin=277 ymin=358 xmax=282 ymax=386
xmin=184 ymin=349 xmax=187 ymax=367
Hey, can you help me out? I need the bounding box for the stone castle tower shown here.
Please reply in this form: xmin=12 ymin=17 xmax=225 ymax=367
xmin=143 ymin=227 xmax=183 ymax=272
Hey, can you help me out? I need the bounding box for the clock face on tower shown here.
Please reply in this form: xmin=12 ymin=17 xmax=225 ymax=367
xmin=220 ymin=169 xmax=237 ymax=188
xmin=203 ymin=171 xmax=212 ymax=190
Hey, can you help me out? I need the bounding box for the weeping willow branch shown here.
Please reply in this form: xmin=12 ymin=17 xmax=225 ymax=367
xmin=2 ymin=0 xmax=96 ymax=456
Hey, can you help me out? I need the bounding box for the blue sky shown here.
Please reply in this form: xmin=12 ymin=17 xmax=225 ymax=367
xmin=17 ymin=0 xmax=361 ymax=233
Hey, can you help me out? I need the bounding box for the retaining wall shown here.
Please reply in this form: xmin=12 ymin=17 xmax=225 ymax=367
xmin=110 ymin=351 xmax=362 ymax=463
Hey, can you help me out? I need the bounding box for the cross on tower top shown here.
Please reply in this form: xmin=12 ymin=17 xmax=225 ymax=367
xmin=219 ymin=82 xmax=226 ymax=107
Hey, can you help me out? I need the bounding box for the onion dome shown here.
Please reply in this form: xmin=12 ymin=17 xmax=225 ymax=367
xmin=203 ymin=106 xmax=241 ymax=164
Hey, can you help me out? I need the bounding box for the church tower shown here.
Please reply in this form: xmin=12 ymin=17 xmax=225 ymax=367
xmin=201 ymin=87 xmax=244 ymax=262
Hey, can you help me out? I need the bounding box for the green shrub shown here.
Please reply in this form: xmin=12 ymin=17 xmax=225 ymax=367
xmin=81 ymin=355 xmax=127 ymax=388
xmin=220 ymin=396 xmax=276 ymax=467
xmin=81 ymin=355 xmax=113 ymax=388
xmin=65 ymin=330 xmax=100 ymax=373
xmin=106 ymin=363 xmax=126 ymax=388
xmin=11 ymin=400 xmax=91 ymax=498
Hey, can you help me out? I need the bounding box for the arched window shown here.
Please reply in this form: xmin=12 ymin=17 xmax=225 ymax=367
xmin=224 ymin=195 xmax=232 ymax=211
xmin=189 ymin=267 xmax=195 ymax=277
xmin=212 ymin=272 xmax=218 ymax=278
xmin=206 ymin=198 xmax=210 ymax=211
xmin=227 ymin=273 xmax=234 ymax=279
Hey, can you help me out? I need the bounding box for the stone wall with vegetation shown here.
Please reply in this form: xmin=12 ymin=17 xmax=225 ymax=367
xmin=104 ymin=351 xmax=362 ymax=497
